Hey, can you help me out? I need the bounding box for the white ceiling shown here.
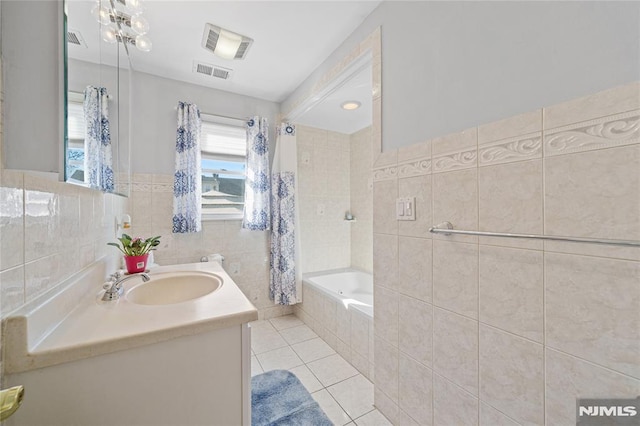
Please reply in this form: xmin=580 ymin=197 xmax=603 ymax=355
xmin=66 ymin=0 xmax=381 ymax=103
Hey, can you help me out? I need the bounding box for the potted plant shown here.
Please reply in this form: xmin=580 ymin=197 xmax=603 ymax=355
xmin=108 ymin=234 xmax=161 ymax=274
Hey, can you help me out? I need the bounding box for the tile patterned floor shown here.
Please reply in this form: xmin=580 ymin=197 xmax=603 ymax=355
xmin=251 ymin=315 xmax=391 ymax=426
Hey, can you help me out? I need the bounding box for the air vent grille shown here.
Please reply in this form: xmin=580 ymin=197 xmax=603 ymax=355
xmin=67 ymin=29 xmax=87 ymax=48
xmin=193 ymin=61 xmax=233 ymax=80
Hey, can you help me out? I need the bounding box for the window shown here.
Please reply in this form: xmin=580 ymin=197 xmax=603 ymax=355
xmin=66 ymin=92 xmax=86 ymax=183
xmin=200 ymin=115 xmax=247 ymax=220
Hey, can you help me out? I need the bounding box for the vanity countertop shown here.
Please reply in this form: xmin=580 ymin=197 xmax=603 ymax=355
xmin=3 ymin=261 xmax=258 ymax=374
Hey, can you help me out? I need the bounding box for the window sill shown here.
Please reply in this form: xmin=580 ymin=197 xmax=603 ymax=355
xmin=202 ymin=214 xmax=243 ymax=222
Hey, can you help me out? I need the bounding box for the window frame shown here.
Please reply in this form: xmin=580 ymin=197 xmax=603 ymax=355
xmin=200 ymin=114 xmax=247 ymax=222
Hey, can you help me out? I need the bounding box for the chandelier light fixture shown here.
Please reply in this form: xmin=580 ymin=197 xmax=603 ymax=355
xmin=92 ymin=0 xmax=152 ymax=53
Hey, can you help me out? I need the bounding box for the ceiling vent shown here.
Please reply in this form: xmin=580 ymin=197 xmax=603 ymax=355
xmin=193 ymin=61 xmax=233 ymax=80
xmin=201 ymin=23 xmax=253 ymax=60
xmin=67 ymin=29 xmax=87 ymax=48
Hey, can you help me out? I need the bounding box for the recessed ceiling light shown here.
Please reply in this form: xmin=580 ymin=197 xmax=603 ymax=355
xmin=341 ymin=101 xmax=361 ymax=111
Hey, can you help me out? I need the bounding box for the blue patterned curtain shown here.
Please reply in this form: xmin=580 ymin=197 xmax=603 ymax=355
xmin=242 ymin=117 xmax=270 ymax=230
xmin=173 ymin=101 xmax=202 ymax=233
xmin=83 ymin=86 xmax=114 ymax=192
xmin=270 ymin=123 xmax=301 ymax=305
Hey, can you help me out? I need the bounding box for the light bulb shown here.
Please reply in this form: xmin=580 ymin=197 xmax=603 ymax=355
xmin=101 ymin=26 xmax=118 ymax=44
xmin=130 ymin=15 xmax=149 ymax=35
xmin=214 ymin=29 xmax=242 ymax=60
xmin=125 ymin=0 xmax=143 ymax=15
xmin=91 ymin=4 xmax=111 ymax=25
xmin=341 ymin=101 xmax=361 ymax=111
xmin=135 ymin=35 xmax=152 ymax=52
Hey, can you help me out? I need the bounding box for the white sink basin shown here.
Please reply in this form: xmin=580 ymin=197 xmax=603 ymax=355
xmin=126 ymin=272 xmax=223 ymax=305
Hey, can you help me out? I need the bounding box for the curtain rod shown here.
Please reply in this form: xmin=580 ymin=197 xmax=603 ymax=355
xmin=173 ymin=106 xmax=250 ymax=122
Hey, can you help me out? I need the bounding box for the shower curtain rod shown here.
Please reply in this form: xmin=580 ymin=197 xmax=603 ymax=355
xmin=173 ymin=107 xmax=250 ymax=122
xmin=429 ymin=222 xmax=640 ymax=248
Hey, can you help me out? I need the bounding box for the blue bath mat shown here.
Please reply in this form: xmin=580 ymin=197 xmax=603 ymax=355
xmin=251 ymin=369 xmax=333 ymax=426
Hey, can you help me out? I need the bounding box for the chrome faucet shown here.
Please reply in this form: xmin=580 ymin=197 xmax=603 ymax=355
xmin=102 ymin=272 xmax=150 ymax=301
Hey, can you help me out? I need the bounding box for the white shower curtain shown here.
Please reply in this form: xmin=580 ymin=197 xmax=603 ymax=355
xmin=270 ymin=123 xmax=302 ymax=305
xmin=83 ymin=86 xmax=114 ymax=192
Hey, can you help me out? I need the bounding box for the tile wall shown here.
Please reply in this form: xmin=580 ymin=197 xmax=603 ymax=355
xmin=296 ymin=125 xmax=352 ymax=273
xmin=126 ymin=173 xmax=291 ymax=320
xmin=372 ymin=81 xmax=640 ymax=425
xmin=350 ymin=126 xmax=373 ymax=273
xmin=294 ymin=281 xmax=375 ymax=382
xmin=0 ymin=172 xmax=128 ymax=316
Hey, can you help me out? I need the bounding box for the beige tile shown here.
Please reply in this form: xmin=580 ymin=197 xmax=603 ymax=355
xmin=398 ymin=174 xmax=432 ymax=239
xmin=255 ymin=346 xmax=303 ymax=371
xmin=478 ymin=109 xmax=542 ymax=144
xmin=398 ymin=140 xmax=431 ymax=163
xmin=279 ymin=324 xmax=318 ymax=345
xmin=350 ymin=349 xmax=370 ymax=379
xmin=546 ymin=348 xmax=640 ymax=425
xmin=374 ymin=337 xmax=399 ymax=403
xmin=544 ymin=110 xmax=639 ymax=157
xmin=396 ymin=410 xmax=420 ymax=426
xmin=432 ymin=168 xmax=478 ymax=244
xmin=289 ymin=365 xmax=323 ymax=393
xmin=432 ymin=127 xmax=477 ymax=156
xmin=269 ymin=314 xmax=304 ymax=331
xmin=291 ymin=337 xmax=336 ymax=363
xmin=544 ymin=145 xmax=640 ymax=249
xmin=312 ymin=389 xmax=352 ymax=426
xmin=479 ymin=325 xmax=544 ymax=425
xmin=479 ymin=131 xmax=542 ymax=168
xmin=250 ymin=328 xmax=288 ymax=355
xmin=322 ymin=297 xmax=338 ymax=335
xmin=328 ymin=374 xmax=375 ymax=420
xmin=354 ymin=409 xmax=392 ymax=426
xmin=336 ymin=302 xmax=351 ymax=345
xmin=307 ymin=353 xmax=359 ymax=387
xmin=398 ymin=237 xmax=432 ymax=303
xmin=399 ymin=295 xmax=433 ymax=367
xmin=374 ymin=285 xmax=398 ymax=346
xmin=478 ymin=159 xmax=543 ymax=250
xmin=374 ymin=387 xmax=399 ymax=425
xmin=0 ymin=265 xmax=24 ymax=314
xmin=0 ymin=171 xmax=24 ymax=271
xmin=479 ymin=403 xmax=520 ymax=426
xmin=373 ymin=179 xmax=398 ymax=235
xmin=399 ymin=353 xmax=433 ymax=425
xmin=433 ymin=308 xmax=478 ymax=396
xmin=479 ymin=245 xmax=543 ymax=342
xmin=351 ymin=310 xmax=370 ymax=359
xmin=373 ymin=149 xmax=397 ymax=169
xmin=433 ymin=374 xmax=479 ymax=426
xmin=545 ymin=253 xmax=640 ymax=378
xmin=250 ymin=356 xmax=263 ymax=376
xmin=373 ymin=233 xmax=398 ymax=291
xmin=433 ymin=240 xmax=478 ymax=319
xmin=543 ymin=81 xmax=640 ymax=130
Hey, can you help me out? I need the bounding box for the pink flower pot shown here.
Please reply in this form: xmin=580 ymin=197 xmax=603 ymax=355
xmin=124 ymin=254 xmax=149 ymax=274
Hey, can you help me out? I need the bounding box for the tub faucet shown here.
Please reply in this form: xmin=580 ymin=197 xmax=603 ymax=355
xmin=102 ymin=273 xmax=150 ymax=301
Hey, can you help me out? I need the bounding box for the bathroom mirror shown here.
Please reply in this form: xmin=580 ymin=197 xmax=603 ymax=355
xmin=64 ymin=0 xmax=131 ymax=196
xmin=285 ymin=51 xmax=375 ymax=276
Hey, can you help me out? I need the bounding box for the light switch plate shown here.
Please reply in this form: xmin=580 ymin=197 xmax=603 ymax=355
xmin=396 ymin=197 xmax=416 ymax=221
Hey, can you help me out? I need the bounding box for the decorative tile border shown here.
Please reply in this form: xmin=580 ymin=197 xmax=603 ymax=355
xmin=397 ymin=157 xmax=431 ymax=178
xmin=478 ymin=133 xmax=542 ymax=166
xmin=131 ymin=183 xmax=152 ymax=192
xmin=544 ymin=110 xmax=640 ymax=157
xmin=372 ymin=165 xmax=398 ymax=182
xmin=432 ymin=149 xmax=477 ymax=173
xmin=152 ymin=183 xmax=173 ymax=193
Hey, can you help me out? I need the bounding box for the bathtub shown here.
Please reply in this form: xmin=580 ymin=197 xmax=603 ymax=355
xmin=295 ymin=268 xmax=374 ymax=380
xmin=303 ymin=269 xmax=373 ymax=317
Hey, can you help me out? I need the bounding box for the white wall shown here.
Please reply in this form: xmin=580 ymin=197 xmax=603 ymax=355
xmin=283 ymin=1 xmax=640 ymax=151
xmin=129 ymin=70 xmax=279 ymax=175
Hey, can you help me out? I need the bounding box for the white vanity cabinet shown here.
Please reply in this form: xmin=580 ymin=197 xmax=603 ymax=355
xmin=3 ymin=262 xmax=257 ymax=426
